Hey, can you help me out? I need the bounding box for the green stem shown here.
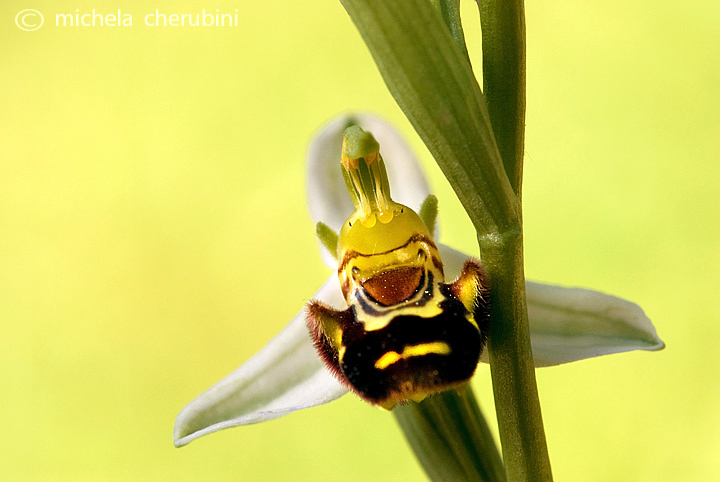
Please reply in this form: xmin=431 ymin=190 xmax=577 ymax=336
xmin=474 ymin=0 xmax=552 ymax=479
xmin=480 ymin=230 xmax=553 ymax=482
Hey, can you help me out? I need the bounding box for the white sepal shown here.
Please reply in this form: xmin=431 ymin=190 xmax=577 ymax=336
xmin=524 ymin=281 xmax=664 ymax=367
xmin=173 ymin=276 xmax=349 ymax=447
xmin=439 ymin=244 xmax=663 ymax=367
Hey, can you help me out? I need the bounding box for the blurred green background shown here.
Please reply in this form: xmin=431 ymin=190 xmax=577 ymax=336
xmin=1 ymin=0 xmax=718 ymax=480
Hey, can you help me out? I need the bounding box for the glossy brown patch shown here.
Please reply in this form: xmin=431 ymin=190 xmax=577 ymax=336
xmin=362 ymin=267 xmax=423 ymax=306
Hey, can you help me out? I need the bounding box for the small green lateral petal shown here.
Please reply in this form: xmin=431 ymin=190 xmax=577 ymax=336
xmin=418 ymin=195 xmax=439 ymax=238
xmin=315 ymin=222 xmax=339 ymax=260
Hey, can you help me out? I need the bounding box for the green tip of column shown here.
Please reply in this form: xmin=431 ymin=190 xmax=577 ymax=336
xmin=343 ymin=126 xmax=380 ymax=159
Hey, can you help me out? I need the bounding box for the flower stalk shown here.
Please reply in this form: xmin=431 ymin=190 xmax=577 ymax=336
xmin=481 ymin=230 xmax=552 ymax=482
xmin=475 ymin=0 xmax=553 ymax=479
xmin=394 ymin=386 xmax=506 ymax=482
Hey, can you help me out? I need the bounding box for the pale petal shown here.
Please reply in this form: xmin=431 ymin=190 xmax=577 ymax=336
xmin=438 ymin=244 xmax=664 ymax=367
xmin=306 ymin=113 xmax=430 ymax=267
xmin=174 ymin=276 xmax=349 ymax=447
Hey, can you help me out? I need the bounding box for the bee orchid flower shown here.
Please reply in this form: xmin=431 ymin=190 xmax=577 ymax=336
xmin=174 ymin=113 xmax=664 ymax=448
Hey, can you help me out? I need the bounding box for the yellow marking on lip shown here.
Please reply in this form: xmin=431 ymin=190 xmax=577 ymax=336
xmin=374 ymin=342 xmax=452 ymax=370
xmin=374 ymin=351 xmax=402 ymax=370
xmin=404 ymin=341 xmax=451 ymax=358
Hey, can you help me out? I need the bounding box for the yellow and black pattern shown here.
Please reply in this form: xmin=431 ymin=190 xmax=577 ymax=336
xmin=306 ymin=125 xmax=489 ymax=410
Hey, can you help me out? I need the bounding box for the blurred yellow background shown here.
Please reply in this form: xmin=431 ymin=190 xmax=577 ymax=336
xmin=2 ymin=0 xmax=718 ymax=480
